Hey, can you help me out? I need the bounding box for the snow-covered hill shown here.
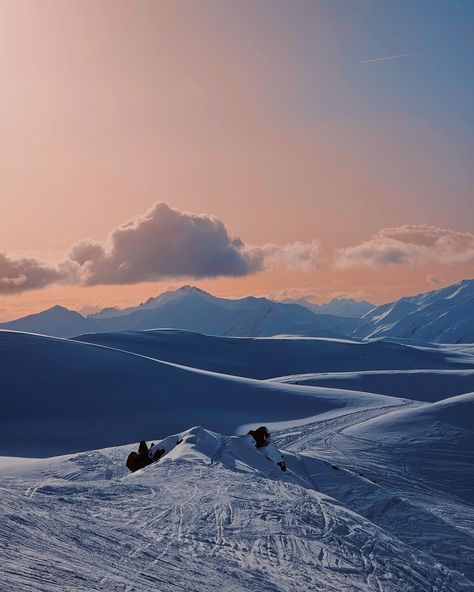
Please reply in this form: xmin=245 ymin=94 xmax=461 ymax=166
xmin=0 ymin=330 xmax=408 ymax=457
xmin=73 ymin=328 xmax=474 ymax=381
xmin=356 ymin=279 xmax=474 ymax=343
xmin=1 ymin=425 xmax=473 ymax=591
xmin=270 ymin=368 xmax=474 ymax=402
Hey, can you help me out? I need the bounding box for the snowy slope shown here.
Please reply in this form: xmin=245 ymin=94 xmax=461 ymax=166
xmin=0 ymin=305 xmax=103 ymax=338
xmin=0 ymin=330 xmax=407 ymax=457
xmin=345 ymin=391 xmax=474 ymax=449
xmin=356 ymin=279 xmax=474 ymax=343
xmin=2 ymin=326 xmax=474 ymax=590
xmin=72 ymin=329 xmax=474 ymax=379
xmin=271 ymin=368 xmax=474 ymax=402
xmin=1 ymin=425 xmax=472 ymax=591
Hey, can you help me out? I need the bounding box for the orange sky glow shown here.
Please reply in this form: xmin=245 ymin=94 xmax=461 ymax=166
xmin=0 ymin=0 xmax=472 ymax=321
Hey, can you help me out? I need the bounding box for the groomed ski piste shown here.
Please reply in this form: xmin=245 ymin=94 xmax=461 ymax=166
xmin=1 ymin=329 xmax=473 ymax=591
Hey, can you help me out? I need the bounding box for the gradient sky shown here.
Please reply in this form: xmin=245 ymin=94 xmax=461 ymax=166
xmin=0 ymin=0 xmax=473 ymax=320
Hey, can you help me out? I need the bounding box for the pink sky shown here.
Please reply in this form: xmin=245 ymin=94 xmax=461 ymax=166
xmin=0 ymin=1 xmax=472 ymax=321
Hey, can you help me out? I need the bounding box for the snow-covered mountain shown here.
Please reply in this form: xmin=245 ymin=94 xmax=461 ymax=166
xmin=0 ymin=305 xmax=102 ymax=337
xmin=283 ymin=296 xmax=374 ymax=318
xmin=89 ymin=285 xmax=362 ymax=337
xmin=1 ymin=280 xmax=473 ymax=342
xmin=0 ymin=285 xmax=361 ymax=338
xmin=356 ymin=279 xmax=474 ymax=343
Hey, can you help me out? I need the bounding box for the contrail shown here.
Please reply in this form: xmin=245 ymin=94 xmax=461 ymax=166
xmin=359 ymin=50 xmax=434 ymax=64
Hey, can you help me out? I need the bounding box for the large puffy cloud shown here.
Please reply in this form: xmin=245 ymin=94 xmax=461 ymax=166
xmin=68 ymin=202 xmax=320 ymax=285
xmin=335 ymin=225 xmax=474 ymax=268
xmin=0 ymin=202 xmax=321 ymax=294
xmin=0 ymin=252 xmax=70 ymax=295
xmin=69 ymin=202 xmax=265 ymax=284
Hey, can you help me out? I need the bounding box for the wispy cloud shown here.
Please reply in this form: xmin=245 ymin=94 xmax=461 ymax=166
xmin=334 ymin=225 xmax=474 ymax=268
xmin=359 ymin=50 xmax=435 ymax=64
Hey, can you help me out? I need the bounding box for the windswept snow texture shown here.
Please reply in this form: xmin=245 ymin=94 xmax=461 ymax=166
xmin=1 ymin=426 xmax=473 ymax=591
xmin=344 ymin=392 xmax=474 ymax=502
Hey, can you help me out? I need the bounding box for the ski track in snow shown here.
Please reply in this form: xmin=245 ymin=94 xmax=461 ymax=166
xmin=1 ymin=406 xmax=473 ymax=591
xmin=275 ymin=407 xmax=474 ymax=583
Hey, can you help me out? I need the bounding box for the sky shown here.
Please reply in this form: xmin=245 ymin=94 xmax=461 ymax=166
xmin=0 ymin=0 xmax=473 ymax=320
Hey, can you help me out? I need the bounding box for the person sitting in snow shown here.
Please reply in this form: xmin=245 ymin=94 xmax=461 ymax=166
xmin=126 ymin=436 xmax=183 ymax=473
xmin=247 ymin=426 xmax=286 ymax=471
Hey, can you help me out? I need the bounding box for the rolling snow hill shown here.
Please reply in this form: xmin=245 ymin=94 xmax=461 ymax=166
xmin=73 ymin=328 xmax=474 ymax=386
xmin=0 ymin=330 xmax=406 ymax=457
xmin=271 ymin=368 xmax=474 ymax=402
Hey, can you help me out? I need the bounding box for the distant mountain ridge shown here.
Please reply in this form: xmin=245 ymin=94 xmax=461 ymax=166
xmin=88 ymin=285 xmax=359 ymax=338
xmin=0 ymin=279 xmax=473 ymax=342
xmin=0 ymin=286 xmax=361 ymax=338
xmin=281 ymin=296 xmax=374 ymax=318
xmin=0 ymin=305 xmax=102 ymax=338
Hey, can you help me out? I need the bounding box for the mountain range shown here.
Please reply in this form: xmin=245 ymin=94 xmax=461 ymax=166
xmin=1 ymin=279 xmax=473 ymax=343
xmin=280 ymin=296 xmax=374 ymax=317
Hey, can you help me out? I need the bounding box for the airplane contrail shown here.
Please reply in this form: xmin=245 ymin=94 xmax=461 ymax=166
xmin=359 ymin=50 xmax=434 ymax=64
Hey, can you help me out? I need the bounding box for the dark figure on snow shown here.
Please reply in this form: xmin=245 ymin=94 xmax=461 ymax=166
xmin=126 ymin=437 xmax=183 ymax=473
xmin=247 ymin=426 xmax=286 ymax=471
xmin=126 ymin=440 xmax=166 ymax=473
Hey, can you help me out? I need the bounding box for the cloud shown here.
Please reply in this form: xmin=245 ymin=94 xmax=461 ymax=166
xmin=69 ymin=202 xmax=266 ymax=284
xmin=0 ymin=203 xmax=321 ymax=294
xmin=426 ymin=274 xmax=443 ymax=286
xmin=0 ymin=252 xmax=70 ymax=295
xmin=264 ymin=287 xmax=321 ymax=302
xmin=264 ymin=241 xmax=320 ymax=271
xmin=68 ymin=202 xmax=320 ymax=285
xmin=335 ymin=225 xmax=474 ymax=268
